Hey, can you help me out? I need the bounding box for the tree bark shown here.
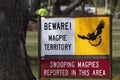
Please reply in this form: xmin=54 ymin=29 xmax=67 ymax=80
xmin=52 ymin=0 xmax=84 ymax=15
xmin=62 ymin=0 xmax=84 ymax=15
xmin=110 ymin=0 xmax=118 ymax=16
xmin=52 ymin=0 xmax=62 ymax=15
xmin=0 ymin=0 xmax=36 ymax=80
xmin=29 ymin=0 xmax=40 ymax=15
xmin=114 ymin=0 xmax=120 ymax=19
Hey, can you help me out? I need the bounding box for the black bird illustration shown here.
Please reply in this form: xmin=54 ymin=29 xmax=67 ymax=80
xmin=78 ymin=20 xmax=105 ymax=46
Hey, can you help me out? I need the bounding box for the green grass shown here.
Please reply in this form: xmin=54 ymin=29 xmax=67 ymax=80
xmin=112 ymin=59 xmax=120 ymax=76
xmin=112 ymin=19 xmax=120 ymax=58
xmin=26 ymin=31 xmax=38 ymax=57
xmin=31 ymin=62 xmax=39 ymax=79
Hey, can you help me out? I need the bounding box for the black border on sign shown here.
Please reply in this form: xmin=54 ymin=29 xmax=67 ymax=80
xmin=110 ymin=15 xmax=112 ymax=80
xmin=38 ymin=16 xmax=40 ymax=79
xmin=38 ymin=15 xmax=112 ymax=80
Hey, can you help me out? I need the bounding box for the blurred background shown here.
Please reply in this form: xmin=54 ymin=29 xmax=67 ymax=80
xmin=26 ymin=0 xmax=120 ymax=80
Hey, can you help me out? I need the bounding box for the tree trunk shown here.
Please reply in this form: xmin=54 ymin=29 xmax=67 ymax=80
xmin=114 ymin=0 xmax=120 ymax=19
xmin=0 ymin=0 xmax=36 ymax=80
xmin=62 ymin=0 xmax=84 ymax=15
xmin=52 ymin=0 xmax=62 ymax=15
xmin=52 ymin=0 xmax=84 ymax=15
xmin=29 ymin=0 xmax=40 ymax=16
xmin=110 ymin=0 xmax=118 ymax=16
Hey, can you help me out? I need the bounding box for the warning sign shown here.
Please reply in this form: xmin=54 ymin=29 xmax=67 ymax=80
xmin=41 ymin=17 xmax=111 ymax=56
xmin=40 ymin=16 xmax=112 ymax=79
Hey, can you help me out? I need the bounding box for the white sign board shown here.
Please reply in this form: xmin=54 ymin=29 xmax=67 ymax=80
xmin=41 ymin=17 xmax=74 ymax=57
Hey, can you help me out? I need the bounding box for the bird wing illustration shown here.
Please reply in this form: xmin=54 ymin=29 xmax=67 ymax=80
xmin=95 ymin=20 xmax=105 ymax=37
xmin=78 ymin=20 xmax=104 ymax=41
xmin=78 ymin=34 xmax=90 ymax=40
